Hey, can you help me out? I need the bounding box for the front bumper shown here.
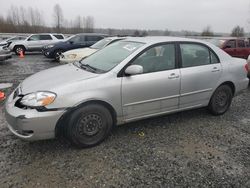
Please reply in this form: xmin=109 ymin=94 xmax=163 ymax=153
xmin=4 ymin=92 xmax=65 ymax=141
xmin=0 ymin=52 xmax=12 ymax=61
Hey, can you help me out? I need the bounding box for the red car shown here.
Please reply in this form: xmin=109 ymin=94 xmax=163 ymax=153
xmin=208 ymin=38 xmax=250 ymax=59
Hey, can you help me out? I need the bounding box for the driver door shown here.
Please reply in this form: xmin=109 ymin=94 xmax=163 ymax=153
xmin=121 ymin=43 xmax=180 ymax=121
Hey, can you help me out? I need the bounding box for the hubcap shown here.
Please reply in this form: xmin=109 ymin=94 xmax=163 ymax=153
xmin=16 ymin=48 xmax=22 ymax=53
xmin=77 ymin=114 xmax=102 ymax=136
xmin=55 ymin=52 xmax=62 ymax=60
xmin=215 ymin=91 xmax=228 ymax=107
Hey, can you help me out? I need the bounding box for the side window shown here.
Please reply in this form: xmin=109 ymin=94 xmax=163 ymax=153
xmin=28 ymin=35 xmax=40 ymax=41
xmin=210 ymin=51 xmax=220 ymax=64
xmin=238 ymin=40 xmax=245 ymax=48
xmin=132 ymin=44 xmax=176 ymax=74
xmin=225 ymin=40 xmax=236 ymax=48
xmin=53 ymin=34 xmax=64 ymax=39
xmin=69 ymin=36 xmax=81 ymax=43
xmin=180 ymin=43 xmax=211 ymax=68
xmin=40 ymin=35 xmax=52 ymax=40
xmin=85 ymin=36 xmax=103 ymax=42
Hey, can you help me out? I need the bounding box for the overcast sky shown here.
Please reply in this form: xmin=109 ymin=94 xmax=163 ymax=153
xmin=0 ymin=0 xmax=250 ymax=33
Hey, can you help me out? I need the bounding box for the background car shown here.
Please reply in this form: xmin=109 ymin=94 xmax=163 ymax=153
xmin=207 ymin=38 xmax=250 ymax=59
xmin=0 ymin=35 xmax=27 ymax=47
xmin=43 ymin=33 xmax=107 ymax=61
xmin=0 ymin=45 xmax=12 ymax=61
xmin=60 ymin=37 xmax=125 ymax=63
xmin=8 ymin=33 xmax=65 ymax=55
xmin=5 ymin=37 xmax=249 ymax=148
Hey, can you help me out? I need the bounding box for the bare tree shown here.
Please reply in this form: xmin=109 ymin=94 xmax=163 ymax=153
xmin=201 ymin=26 xmax=214 ymax=36
xmin=53 ymin=4 xmax=64 ymax=32
xmin=83 ymin=16 xmax=95 ymax=33
xmin=231 ymin=26 xmax=245 ymax=37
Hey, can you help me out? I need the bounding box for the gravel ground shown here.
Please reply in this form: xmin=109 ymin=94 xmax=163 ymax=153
xmin=0 ymin=54 xmax=250 ymax=188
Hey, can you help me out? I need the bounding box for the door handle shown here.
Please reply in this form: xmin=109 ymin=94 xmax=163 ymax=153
xmin=211 ymin=67 xmax=220 ymax=72
xmin=168 ymin=73 xmax=180 ymax=79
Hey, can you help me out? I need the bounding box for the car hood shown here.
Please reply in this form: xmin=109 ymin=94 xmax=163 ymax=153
xmin=21 ymin=63 xmax=99 ymax=94
xmin=64 ymin=48 xmax=97 ymax=55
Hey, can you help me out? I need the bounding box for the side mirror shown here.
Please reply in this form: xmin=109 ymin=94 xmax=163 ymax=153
xmin=125 ymin=65 xmax=143 ymax=76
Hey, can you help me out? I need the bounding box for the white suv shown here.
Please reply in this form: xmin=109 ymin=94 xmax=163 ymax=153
xmin=9 ymin=33 xmax=65 ymax=55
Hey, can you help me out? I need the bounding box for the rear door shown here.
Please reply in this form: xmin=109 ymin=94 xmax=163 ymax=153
xmin=39 ymin=34 xmax=53 ymax=47
xmin=179 ymin=43 xmax=222 ymax=109
xmin=122 ymin=43 xmax=180 ymax=121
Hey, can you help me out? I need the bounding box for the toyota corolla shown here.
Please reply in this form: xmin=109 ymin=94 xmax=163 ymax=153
xmin=5 ymin=37 xmax=249 ymax=147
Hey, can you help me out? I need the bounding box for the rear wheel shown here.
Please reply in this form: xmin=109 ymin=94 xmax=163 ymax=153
xmin=66 ymin=104 xmax=113 ymax=148
xmin=208 ymin=85 xmax=233 ymax=115
xmin=14 ymin=46 xmax=25 ymax=55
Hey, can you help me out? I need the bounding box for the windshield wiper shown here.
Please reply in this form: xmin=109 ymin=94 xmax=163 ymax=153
xmin=80 ymin=63 xmax=97 ymax=72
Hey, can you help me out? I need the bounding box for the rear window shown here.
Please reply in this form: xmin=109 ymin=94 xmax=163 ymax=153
xmin=53 ymin=34 xmax=64 ymax=39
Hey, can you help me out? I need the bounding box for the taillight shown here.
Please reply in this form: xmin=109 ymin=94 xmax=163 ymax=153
xmin=245 ymin=63 xmax=249 ymax=72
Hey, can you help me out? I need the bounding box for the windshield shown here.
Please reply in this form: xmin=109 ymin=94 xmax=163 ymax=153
xmin=66 ymin=35 xmax=76 ymax=42
xmin=91 ymin=38 xmax=112 ymax=49
xmin=80 ymin=41 xmax=144 ymax=72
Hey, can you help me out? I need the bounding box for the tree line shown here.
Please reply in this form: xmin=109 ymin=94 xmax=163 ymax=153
xmin=201 ymin=25 xmax=245 ymax=37
xmin=0 ymin=4 xmax=95 ymax=34
xmin=0 ymin=4 xmax=247 ymax=37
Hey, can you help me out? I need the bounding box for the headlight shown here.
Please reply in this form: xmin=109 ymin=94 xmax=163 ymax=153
xmin=20 ymin=92 xmax=56 ymax=107
xmin=66 ymin=54 xmax=77 ymax=59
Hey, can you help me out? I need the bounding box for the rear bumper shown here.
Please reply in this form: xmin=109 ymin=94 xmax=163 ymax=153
xmin=235 ymin=77 xmax=249 ymax=96
xmin=4 ymin=92 xmax=65 ymax=141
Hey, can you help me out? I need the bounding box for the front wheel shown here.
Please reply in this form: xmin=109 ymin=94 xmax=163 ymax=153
xmin=14 ymin=46 xmax=25 ymax=55
xmin=54 ymin=50 xmax=63 ymax=62
xmin=66 ymin=104 xmax=113 ymax=148
xmin=208 ymin=85 xmax=233 ymax=115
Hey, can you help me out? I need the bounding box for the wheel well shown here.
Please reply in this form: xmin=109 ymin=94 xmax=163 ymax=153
xmin=14 ymin=45 xmax=26 ymax=51
xmin=55 ymin=100 xmax=117 ymax=138
xmin=219 ymin=81 xmax=235 ymax=95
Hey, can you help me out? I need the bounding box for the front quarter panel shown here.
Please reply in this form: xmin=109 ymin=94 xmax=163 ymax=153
xmin=47 ymin=73 xmax=123 ymax=123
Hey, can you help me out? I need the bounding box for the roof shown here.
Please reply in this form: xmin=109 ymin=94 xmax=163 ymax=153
xmin=123 ymin=36 xmax=206 ymax=45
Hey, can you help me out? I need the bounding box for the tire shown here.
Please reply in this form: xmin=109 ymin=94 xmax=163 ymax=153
xmin=208 ymin=85 xmax=233 ymax=115
xmin=65 ymin=104 xmax=113 ymax=148
xmin=14 ymin=46 xmax=25 ymax=55
xmin=54 ymin=50 xmax=63 ymax=62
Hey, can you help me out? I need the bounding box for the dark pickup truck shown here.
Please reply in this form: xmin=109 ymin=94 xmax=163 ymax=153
xmin=208 ymin=38 xmax=250 ymax=59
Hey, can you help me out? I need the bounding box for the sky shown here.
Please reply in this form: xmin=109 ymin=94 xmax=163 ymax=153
xmin=0 ymin=0 xmax=250 ymax=33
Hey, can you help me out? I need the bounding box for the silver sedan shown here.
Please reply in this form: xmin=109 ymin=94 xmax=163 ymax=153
xmin=5 ymin=37 xmax=249 ymax=147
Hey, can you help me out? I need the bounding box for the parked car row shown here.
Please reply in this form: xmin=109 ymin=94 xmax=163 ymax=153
xmin=42 ymin=33 xmax=107 ymax=61
xmin=5 ymin=37 xmax=249 ymax=147
xmin=60 ymin=37 xmax=126 ymax=63
xmin=0 ymin=33 xmax=109 ymax=62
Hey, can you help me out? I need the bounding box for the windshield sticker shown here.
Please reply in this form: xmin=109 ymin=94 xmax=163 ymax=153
xmin=123 ymin=44 xmax=137 ymax=51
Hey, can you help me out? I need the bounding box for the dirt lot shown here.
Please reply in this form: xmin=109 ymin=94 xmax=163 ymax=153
xmin=0 ymin=54 xmax=250 ymax=188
